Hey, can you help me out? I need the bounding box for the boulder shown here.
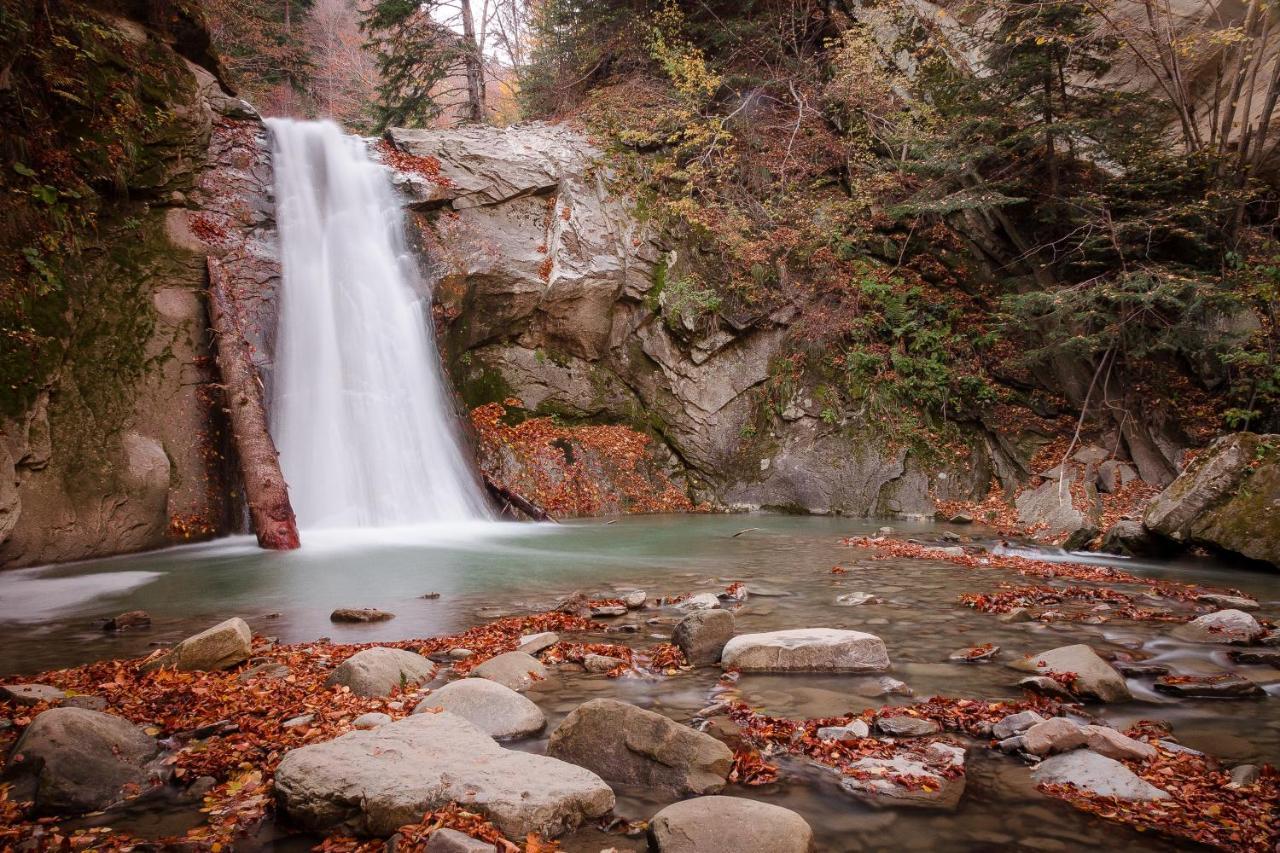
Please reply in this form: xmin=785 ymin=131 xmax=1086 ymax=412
xmin=1031 ymin=750 xmax=1169 ymax=800
xmin=1015 ymin=645 xmax=1131 ymax=703
xmin=0 ymin=684 xmax=68 ymax=706
xmin=992 ymin=711 xmax=1045 ymax=741
xmin=949 ymin=644 xmax=999 ymax=663
xmin=1143 ymin=432 xmax=1280 ymax=567
xmin=142 ymin=617 xmax=252 ymax=672
xmin=1171 ymin=609 xmax=1263 ymax=643
xmin=425 ymin=828 xmax=493 ymax=853
xmin=649 ymin=796 xmax=813 ymax=853
xmin=1021 ymin=718 xmax=1085 ymax=756
xmin=1080 ymin=725 xmax=1156 ymax=761
xmin=1015 ymin=468 xmax=1101 ymax=547
xmin=720 ymin=629 xmax=889 ymax=672
xmin=1099 ymin=520 xmax=1170 ymax=557
xmin=1018 ymin=676 xmax=1074 ymax=699
xmin=274 ymin=712 xmax=613 ymax=838
xmin=1196 ymin=593 xmax=1259 ymax=610
xmin=325 ymin=648 xmax=435 ymax=697
xmin=469 ymin=651 xmax=548 ymax=692
xmin=331 ymin=608 xmax=395 ymax=623
xmin=1153 ymin=673 xmax=1265 ymax=698
xmin=352 ymin=713 xmax=391 ymax=730
xmin=1096 ymin=460 xmax=1138 ymax=493
xmin=413 ymin=678 xmax=545 ymax=740
xmin=839 ymin=741 xmax=966 ymax=810
xmin=547 ymin=698 xmax=732 ymax=795
xmin=876 ymin=715 xmax=940 ymax=737
xmin=672 ymin=610 xmax=735 ymax=665
xmin=517 ymin=632 xmax=559 ymax=654
xmin=584 ymin=654 xmax=626 ymax=673
xmin=624 ymin=590 xmax=648 ymax=609
xmin=817 ymin=720 xmax=871 ymax=740
xmin=677 ymin=593 xmax=721 ymax=611
xmin=1230 ymin=649 xmax=1280 ymax=665
xmin=3 ymin=707 xmax=160 ymax=815
xmin=103 ymin=610 xmax=151 ymax=631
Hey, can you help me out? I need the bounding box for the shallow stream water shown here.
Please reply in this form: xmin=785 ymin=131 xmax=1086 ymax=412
xmin=1 ymin=515 xmax=1276 ymax=851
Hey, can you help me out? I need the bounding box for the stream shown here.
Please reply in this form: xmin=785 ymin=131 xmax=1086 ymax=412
xmin=0 ymin=514 xmax=1275 ymax=851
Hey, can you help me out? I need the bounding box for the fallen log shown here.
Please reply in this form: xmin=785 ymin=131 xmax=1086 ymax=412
xmin=483 ymin=472 xmax=554 ymax=522
xmin=207 ymin=257 xmax=301 ymax=550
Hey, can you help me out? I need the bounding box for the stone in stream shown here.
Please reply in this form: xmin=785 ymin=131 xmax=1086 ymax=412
xmin=412 ymin=678 xmax=545 ymax=740
xmin=1228 ymin=764 xmax=1261 ymax=788
xmin=547 ymin=698 xmax=733 ymax=796
xmin=517 ymin=631 xmax=559 ymax=655
xmin=676 ymin=593 xmax=722 ymax=611
xmin=1080 ymin=725 xmax=1157 ymax=761
xmin=998 ymin=607 xmax=1034 ymax=624
xmin=589 ymin=603 xmax=628 ymax=617
xmin=424 ymin=827 xmax=492 ymax=853
xmin=1230 ymin=649 xmax=1280 ymax=665
xmin=838 ymin=741 xmax=966 ymax=810
xmin=1021 ymin=718 xmax=1086 ymax=756
xmin=469 ymin=651 xmax=547 ymax=692
xmin=274 ymin=711 xmax=613 ymax=838
xmin=325 ymin=647 xmax=435 ymax=698
xmin=583 ymin=654 xmax=626 ymax=673
xmin=3 ymin=707 xmax=161 ymax=816
xmin=141 ymin=617 xmax=252 ymax=672
xmin=1017 ymin=676 xmax=1075 ymax=700
xmin=0 ymin=684 xmax=68 ymax=706
xmin=835 ymin=592 xmax=879 ymax=606
xmin=672 ymin=610 xmax=734 ymax=666
xmin=876 ymin=714 xmax=940 ymax=737
xmin=720 ymin=629 xmax=889 ymax=672
xmin=102 ymin=610 xmax=151 ymax=631
xmin=1031 ymin=750 xmax=1170 ymax=801
xmin=1171 ymin=609 xmax=1264 ymax=643
xmin=330 ymin=608 xmax=395 ymax=623
xmin=648 ymin=796 xmax=814 ymax=853
xmin=949 ymin=644 xmax=1000 ymax=663
xmin=992 ymin=711 xmax=1045 ymax=741
xmin=624 ymin=590 xmax=647 ymax=609
xmin=1153 ymin=673 xmax=1265 ymax=698
xmin=1196 ymin=593 xmax=1259 ymax=610
xmin=1099 ymin=520 xmax=1169 ymax=557
xmin=1012 ymin=644 xmax=1131 ymax=703
xmin=1112 ymin=661 xmax=1170 ymax=678
xmin=817 ymin=720 xmax=871 ymax=740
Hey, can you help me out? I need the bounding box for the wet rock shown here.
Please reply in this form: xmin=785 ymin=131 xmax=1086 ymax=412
xmin=413 ymin=678 xmax=545 ymax=740
xmin=448 ymin=648 xmax=474 ymax=660
xmin=555 ymin=592 xmax=591 ymax=617
xmin=1153 ymin=673 xmax=1265 ymax=698
xmin=584 ymin=654 xmax=626 ymax=673
xmin=1080 ymin=725 xmax=1156 ymax=761
xmin=517 ymin=632 xmax=559 ymax=655
xmin=330 ymin=608 xmax=396 ymax=623
xmin=1022 ymin=718 xmax=1086 ymax=756
xmin=274 ymin=712 xmax=613 ymax=838
xmin=672 ymin=610 xmax=735 ymax=666
xmin=835 ymin=592 xmax=880 ymax=606
xmin=721 ymin=629 xmax=890 ymax=672
xmin=949 ymin=513 xmax=974 ymax=524
xmin=1015 ymin=467 xmax=1101 ymax=547
xmin=1096 ymin=460 xmax=1138 ymax=493
xmin=424 ymin=827 xmax=492 ymax=853
xmin=1230 ymin=649 xmax=1280 ymax=665
xmin=3 ymin=707 xmax=161 ymax=816
xmin=1143 ymin=431 xmax=1280 ymax=568
xmin=949 ymin=645 xmax=999 ymax=663
xmin=1099 ymin=520 xmax=1169 ymax=557
xmin=649 ymin=795 xmax=813 ymax=853
xmin=1228 ymin=764 xmax=1260 ymax=788
xmin=743 ymin=584 xmax=791 ymax=597
xmin=650 ymin=794 xmax=808 ymax=845
xmin=283 ymin=714 xmax=316 ymax=728
xmin=352 ymin=713 xmax=391 ymax=730
xmin=839 ymin=741 xmax=966 ymax=810
xmin=1031 ymin=750 xmax=1170 ymax=800
xmin=677 ymin=593 xmax=721 ymax=611
xmin=699 ymin=716 xmax=748 ymax=752
xmin=999 ymin=608 xmax=1034 ymax=624
xmin=547 ymin=698 xmax=732 ymax=795
xmin=590 ymin=603 xmax=628 ymax=617
xmin=1113 ymin=661 xmax=1170 ymax=678
xmin=876 ymin=715 xmax=940 ymax=737
xmin=142 ymin=617 xmax=252 ymax=672
xmin=0 ymin=684 xmax=67 ymax=706
xmin=1196 ymin=593 xmax=1259 ymax=610
xmin=858 ymin=676 xmax=912 ymax=697
xmin=997 ymin=736 xmax=1027 ymax=754
xmin=419 ymin=592 xmax=442 ymax=600
xmin=1017 ymin=676 xmax=1074 ymax=700
xmin=992 ymin=711 xmax=1045 ymax=741
xmin=817 ymin=720 xmax=871 ymax=740
xmin=624 ymin=590 xmax=647 ymax=609
xmin=102 ymin=610 xmax=151 ymax=631
xmin=469 ymin=651 xmax=548 ymax=693
xmin=325 ymin=648 xmax=436 ymax=698
xmin=1014 ymin=644 xmax=1131 ymax=702
xmin=1171 ymin=609 xmax=1264 ymax=644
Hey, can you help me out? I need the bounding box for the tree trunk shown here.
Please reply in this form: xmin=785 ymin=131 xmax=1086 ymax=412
xmin=483 ymin=472 xmax=553 ymax=521
xmin=207 ymin=257 xmax=301 ymax=550
xmin=459 ymin=0 xmax=485 ymax=122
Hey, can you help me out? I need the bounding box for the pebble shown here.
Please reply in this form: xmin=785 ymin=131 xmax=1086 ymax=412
xmin=624 ymin=590 xmax=647 ymax=609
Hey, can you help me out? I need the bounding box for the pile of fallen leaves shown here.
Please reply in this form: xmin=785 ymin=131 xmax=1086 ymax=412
xmin=958 ymin=583 xmax=1184 ymax=623
xmin=471 ymin=399 xmax=699 ymax=517
xmin=318 ymin=804 xmax=553 ymax=853
xmin=373 ymin=139 xmax=452 ymax=187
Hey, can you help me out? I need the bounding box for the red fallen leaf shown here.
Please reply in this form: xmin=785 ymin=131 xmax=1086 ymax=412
xmin=830 ymin=566 xmax=849 ymax=575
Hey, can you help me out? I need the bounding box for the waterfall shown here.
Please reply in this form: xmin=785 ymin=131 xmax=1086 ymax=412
xmin=265 ymin=118 xmax=492 ymax=528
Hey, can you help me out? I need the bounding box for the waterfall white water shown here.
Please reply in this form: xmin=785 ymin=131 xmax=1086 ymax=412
xmin=265 ymin=118 xmax=492 ymax=528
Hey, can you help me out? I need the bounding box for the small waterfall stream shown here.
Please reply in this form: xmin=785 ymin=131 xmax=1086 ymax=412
xmin=265 ymin=118 xmax=491 ymax=528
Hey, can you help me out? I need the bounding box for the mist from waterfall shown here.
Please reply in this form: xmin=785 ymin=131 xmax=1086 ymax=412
xmin=265 ymin=118 xmax=492 ymax=528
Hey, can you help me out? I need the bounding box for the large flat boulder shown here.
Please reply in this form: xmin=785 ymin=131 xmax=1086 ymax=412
xmin=325 ymin=647 xmax=435 ymax=697
xmin=1031 ymin=750 xmax=1169 ymax=800
xmin=547 ymin=698 xmax=732 ymax=795
xmin=3 ymin=708 xmax=161 ymax=815
xmin=838 ymin=741 xmax=966 ymax=810
xmin=649 ymin=796 xmax=813 ymax=853
xmin=1170 ymin=609 xmax=1264 ymax=643
xmin=1013 ymin=644 xmax=1131 ymax=703
xmin=413 ymin=678 xmax=545 ymax=740
xmin=142 ymin=617 xmax=252 ymax=672
xmin=274 ymin=712 xmax=613 ymax=838
xmin=1143 ymin=432 xmax=1280 ymax=567
xmin=720 ymin=629 xmax=889 ymax=672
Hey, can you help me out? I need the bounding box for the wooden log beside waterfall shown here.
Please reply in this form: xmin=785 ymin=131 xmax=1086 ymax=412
xmin=207 ymin=257 xmax=301 ymax=550
xmin=483 ymin=473 xmax=554 ymax=522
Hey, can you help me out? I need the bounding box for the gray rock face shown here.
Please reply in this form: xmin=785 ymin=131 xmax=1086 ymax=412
xmin=649 ymin=796 xmax=814 ymax=853
xmin=1015 ymin=644 xmax=1131 ymax=703
xmin=3 ymin=708 xmax=160 ymax=815
xmin=517 ymin=631 xmax=559 ymax=654
xmin=673 ymin=610 xmax=735 ymax=665
xmin=547 ymin=698 xmax=732 ymax=795
xmin=1100 ymin=519 xmax=1169 ymax=557
xmin=1031 ymin=750 xmax=1169 ymax=800
xmin=325 ymin=647 xmax=436 ymax=697
xmin=274 ymin=712 xmax=613 ymax=838
xmin=0 ymin=684 xmax=68 ymax=706
xmin=1096 ymin=460 xmax=1138 ymax=493
xmin=143 ymin=617 xmax=252 ymax=672
xmin=1171 ymin=609 xmax=1264 ymax=643
xmin=414 ymin=679 xmax=546 ymax=740
xmin=839 ymin=741 xmax=966 ymax=810
xmin=1015 ymin=467 xmax=1101 ymax=547
xmin=992 ymin=711 xmax=1045 ymax=741
xmin=721 ymin=629 xmax=890 ymax=672
xmin=1143 ymin=432 xmax=1280 ymax=567
xmin=469 ymin=651 xmax=548 ymax=692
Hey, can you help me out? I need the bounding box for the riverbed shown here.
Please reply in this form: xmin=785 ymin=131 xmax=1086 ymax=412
xmin=1 ymin=515 xmax=1276 ymax=851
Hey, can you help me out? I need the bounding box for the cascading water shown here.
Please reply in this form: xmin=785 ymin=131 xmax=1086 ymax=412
xmin=265 ymin=118 xmax=492 ymax=528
